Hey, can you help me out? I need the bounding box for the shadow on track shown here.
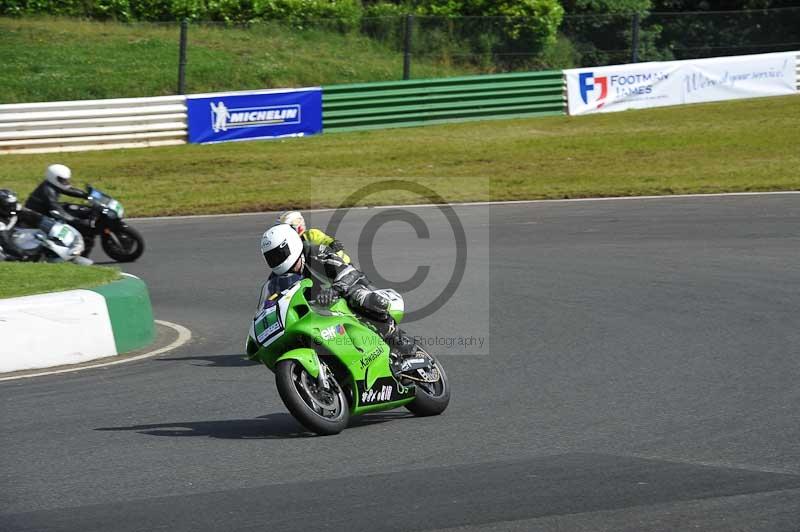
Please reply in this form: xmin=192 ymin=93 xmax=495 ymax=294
xmin=157 ymin=353 xmax=260 ymax=367
xmin=95 ymin=411 xmax=413 ymax=439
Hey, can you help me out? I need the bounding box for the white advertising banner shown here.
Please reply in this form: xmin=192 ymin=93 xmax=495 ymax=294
xmin=565 ymin=51 xmax=798 ymax=115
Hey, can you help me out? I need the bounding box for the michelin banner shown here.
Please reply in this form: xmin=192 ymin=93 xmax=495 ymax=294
xmin=566 ymin=51 xmax=798 ymax=115
xmin=187 ymin=88 xmax=322 ymax=144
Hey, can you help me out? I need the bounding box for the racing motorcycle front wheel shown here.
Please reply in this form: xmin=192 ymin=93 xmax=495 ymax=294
xmin=101 ymin=225 xmax=144 ymax=262
xmin=404 ymin=352 xmax=450 ymax=417
xmin=275 ymin=359 xmax=350 ymax=436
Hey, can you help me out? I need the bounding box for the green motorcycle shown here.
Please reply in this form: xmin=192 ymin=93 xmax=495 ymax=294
xmin=245 ymin=274 xmax=450 ymax=435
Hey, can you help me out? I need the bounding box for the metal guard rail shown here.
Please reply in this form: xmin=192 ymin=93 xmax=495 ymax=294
xmin=0 ymin=96 xmax=187 ymax=154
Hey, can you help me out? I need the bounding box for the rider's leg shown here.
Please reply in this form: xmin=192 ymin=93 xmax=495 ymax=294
xmin=348 ymin=287 xmax=416 ymax=357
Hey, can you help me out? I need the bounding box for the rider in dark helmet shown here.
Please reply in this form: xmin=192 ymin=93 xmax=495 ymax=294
xmin=24 ymin=164 xmax=91 ymax=235
xmin=0 ymin=189 xmax=43 ymax=261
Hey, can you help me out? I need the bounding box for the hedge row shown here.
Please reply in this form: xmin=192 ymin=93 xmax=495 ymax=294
xmin=0 ymin=1 xmax=563 ymax=35
xmin=0 ymin=0 xmax=363 ymax=24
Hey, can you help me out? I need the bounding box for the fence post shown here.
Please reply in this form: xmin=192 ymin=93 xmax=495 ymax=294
xmin=177 ymin=18 xmax=189 ymax=94
xmin=403 ymin=14 xmax=413 ymax=80
xmin=631 ymin=12 xmax=640 ymax=63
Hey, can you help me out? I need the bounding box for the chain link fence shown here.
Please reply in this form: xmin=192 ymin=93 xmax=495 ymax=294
xmin=183 ymin=7 xmax=800 ymax=89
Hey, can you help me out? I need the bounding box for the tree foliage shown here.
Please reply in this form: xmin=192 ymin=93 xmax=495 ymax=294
xmin=0 ymin=0 xmax=796 ymax=71
xmin=560 ymin=0 xmax=800 ymax=66
xmin=361 ymin=0 xmax=565 ymax=69
xmin=0 ymin=0 xmax=363 ymax=24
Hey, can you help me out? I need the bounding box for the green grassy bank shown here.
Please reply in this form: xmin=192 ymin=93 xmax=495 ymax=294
xmin=0 ymin=16 xmax=475 ymax=103
xmin=0 ymin=263 xmax=121 ymax=299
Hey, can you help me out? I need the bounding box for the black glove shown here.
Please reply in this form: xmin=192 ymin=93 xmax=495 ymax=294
xmin=332 ymin=267 xmax=364 ymax=296
xmin=329 ymin=239 xmax=344 ymax=252
xmin=316 ymin=287 xmax=339 ymax=307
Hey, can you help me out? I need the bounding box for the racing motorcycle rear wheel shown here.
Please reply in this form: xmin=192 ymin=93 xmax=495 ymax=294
xmin=101 ymin=225 xmax=144 ymax=262
xmin=404 ymin=351 xmax=450 ymax=417
xmin=275 ymin=359 xmax=350 ymax=436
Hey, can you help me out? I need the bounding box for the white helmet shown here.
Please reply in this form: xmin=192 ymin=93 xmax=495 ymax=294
xmin=278 ymin=210 xmax=306 ymax=235
xmin=45 ymin=164 xmax=73 ymax=191
xmin=261 ymin=223 xmax=303 ymax=275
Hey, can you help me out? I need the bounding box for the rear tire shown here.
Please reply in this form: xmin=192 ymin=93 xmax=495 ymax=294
xmin=404 ymin=354 xmax=450 ymax=417
xmin=275 ymin=359 xmax=349 ymax=436
xmin=101 ymin=225 xmax=144 ymax=262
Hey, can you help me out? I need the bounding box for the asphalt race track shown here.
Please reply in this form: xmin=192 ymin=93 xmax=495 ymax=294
xmin=2 ymin=194 xmax=800 ymax=531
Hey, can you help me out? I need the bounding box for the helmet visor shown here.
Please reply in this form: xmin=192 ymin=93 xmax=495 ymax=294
xmin=57 ymin=176 xmax=70 ymax=187
xmin=263 ymin=241 xmax=292 ymax=269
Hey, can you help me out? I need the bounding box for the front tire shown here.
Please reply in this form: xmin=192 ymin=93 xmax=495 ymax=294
xmin=80 ymin=236 xmax=95 ymax=258
xmin=275 ymin=359 xmax=349 ymax=436
xmin=102 ymin=225 xmax=144 ymax=262
xmin=404 ymin=354 xmax=450 ymax=417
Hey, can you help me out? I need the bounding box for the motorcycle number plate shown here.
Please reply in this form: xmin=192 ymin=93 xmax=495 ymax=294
xmin=107 ymin=199 xmax=124 ymax=218
xmin=253 ymin=305 xmax=284 ymax=347
xmin=51 ymin=224 xmax=75 ymax=247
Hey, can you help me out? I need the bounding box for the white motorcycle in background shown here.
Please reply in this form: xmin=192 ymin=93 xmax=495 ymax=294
xmin=11 ymin=217 xmax=93 ymax=265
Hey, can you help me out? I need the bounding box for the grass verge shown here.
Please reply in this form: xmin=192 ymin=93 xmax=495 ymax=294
xmin=0 ymin=263 xmax=121 ymax=299
xmin=0 ymin=16 xmax=476 ymax=103
xmin=1 ymin=95 xmax=799 ymax=217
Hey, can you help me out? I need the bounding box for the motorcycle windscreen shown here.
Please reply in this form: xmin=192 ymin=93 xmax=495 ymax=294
xmin=89 ymin=189 xmax=124 ymax=218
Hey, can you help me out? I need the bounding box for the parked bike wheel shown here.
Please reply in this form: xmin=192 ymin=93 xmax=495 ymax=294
xmin=275 ymin=359 xmax=349 ymax=435
xmin=101 ymin=225 xmax=144 ymax=262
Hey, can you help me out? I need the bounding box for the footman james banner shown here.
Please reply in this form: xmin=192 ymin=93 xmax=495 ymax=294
xmin=565 ymin=51 xmax=798 ymax=115
xmin=187 ymin=87 xmax=322 ymax=144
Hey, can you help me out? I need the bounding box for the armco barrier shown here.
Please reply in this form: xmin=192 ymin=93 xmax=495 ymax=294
xmin=0 ymin=274 xmax=155 ymax=373
xmin=322 ymin=70 xmax=566 ymax=132
xmin=0 ymin=95 xmax=187 ymax=154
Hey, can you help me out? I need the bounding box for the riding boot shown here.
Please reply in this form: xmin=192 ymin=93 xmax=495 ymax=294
xmin=376 ymin=319 xmax=417 ymax=358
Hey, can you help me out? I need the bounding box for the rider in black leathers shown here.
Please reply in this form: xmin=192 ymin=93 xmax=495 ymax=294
xmin=24 ymin=164 xmax=91 ymax=235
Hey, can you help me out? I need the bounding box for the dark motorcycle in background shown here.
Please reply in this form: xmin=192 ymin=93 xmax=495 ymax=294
xmin=62 ymin=186 xmax=144 ymax=262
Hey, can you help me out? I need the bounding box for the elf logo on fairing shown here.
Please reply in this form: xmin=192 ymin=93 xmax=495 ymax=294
xmin=320 ymin=324 xmax=345 ymax=341
xmin=210 ymin=101 xmax=301 ymax=132
xmin=361 ymin=385 xmax=392 ymax=404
